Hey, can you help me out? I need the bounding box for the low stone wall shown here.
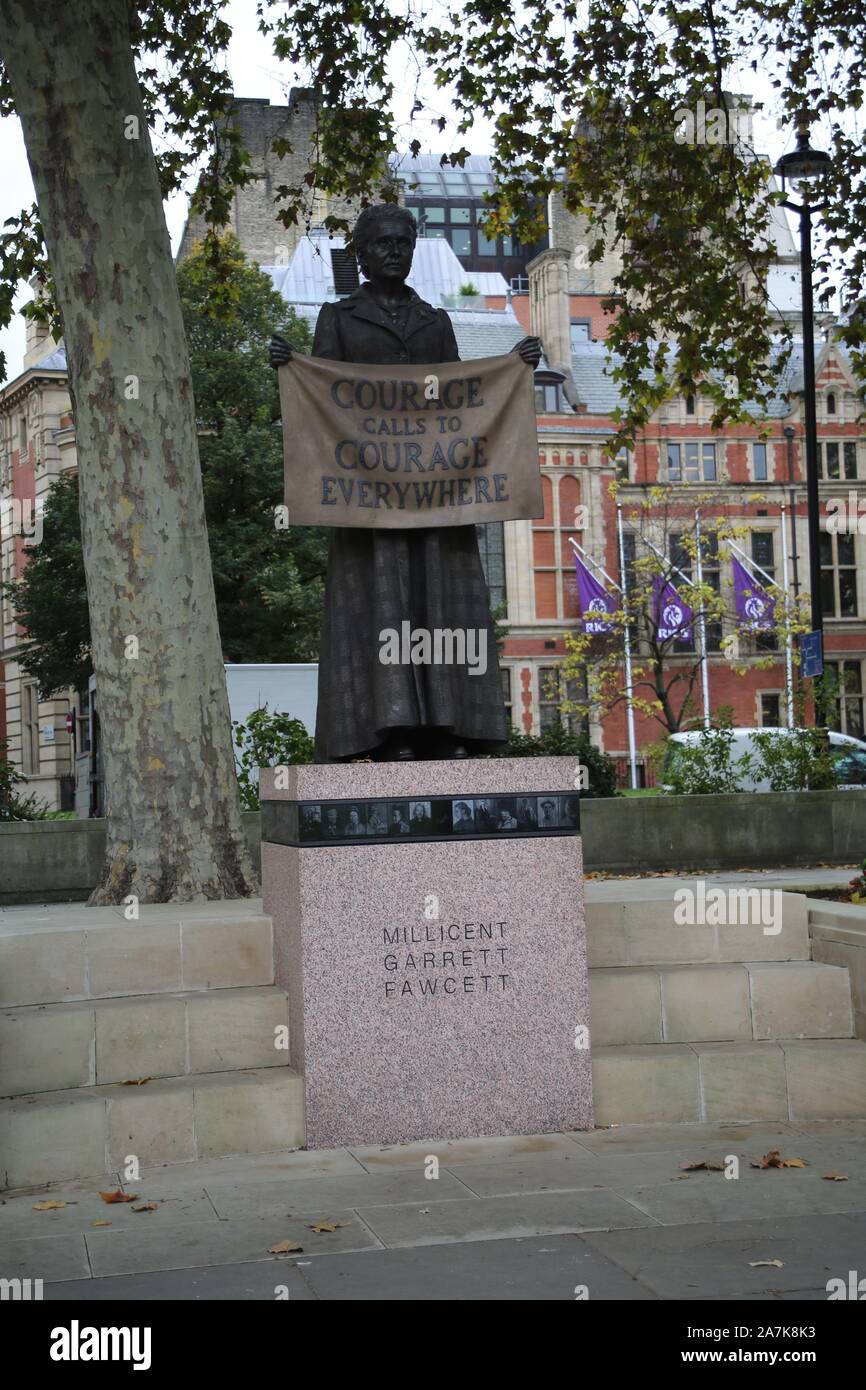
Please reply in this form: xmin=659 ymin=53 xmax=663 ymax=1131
xmin=1 ymin=791 xmax=864 ymax=903
xmin=0 ymin=813 xmax=263 ymax=905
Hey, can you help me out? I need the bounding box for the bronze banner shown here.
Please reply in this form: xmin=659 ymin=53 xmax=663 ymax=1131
xmin=279 ymin=352 xmax=542 ymax=528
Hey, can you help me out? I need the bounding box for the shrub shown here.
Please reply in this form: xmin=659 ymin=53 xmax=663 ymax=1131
xmin=497 ymin=720 xmax=618 ymax=798
xmin=0 ymin=738 xmax=51 ymax=820
xmin=232 ymin=706 xmax=315 ymax=810
xmin=663 ymin=723 xmax=750 ymax=795
xmin=749 ymin=728 xmax=839 ymax=792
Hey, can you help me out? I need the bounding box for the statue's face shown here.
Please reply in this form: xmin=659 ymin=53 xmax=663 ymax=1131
xmin=361 ymin=216 xmax=415 ymax=285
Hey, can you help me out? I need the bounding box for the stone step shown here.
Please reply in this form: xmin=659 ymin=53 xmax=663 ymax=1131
xmin=0 ymin=906 xmax=274 ymax=1007
xmin=0 ymin=1067 xmax=305 ymax=1190
xmin=592 ymin=1039 xmax=866 ymax=1126
xmin=585 ymin=890 xmax=811 ymax=968
xmin=589 ymin=961 xmax=854 ymax=1047
xmin=0 ymin=986 xmax=291 ymax=1098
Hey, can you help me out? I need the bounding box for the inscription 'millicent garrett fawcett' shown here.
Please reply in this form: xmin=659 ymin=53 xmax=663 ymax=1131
xmin=382 ymin=920 xmax=510 ymax=999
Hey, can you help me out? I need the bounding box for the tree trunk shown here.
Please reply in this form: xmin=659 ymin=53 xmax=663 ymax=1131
xmin=0 ymin=0 xmax=259 ymax=902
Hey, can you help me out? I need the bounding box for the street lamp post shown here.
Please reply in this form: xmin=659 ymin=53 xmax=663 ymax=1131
xmin=774 ymin=124 xmax=832 ymax=719
xmin=782 ymin=424 xmax=800 ymax=601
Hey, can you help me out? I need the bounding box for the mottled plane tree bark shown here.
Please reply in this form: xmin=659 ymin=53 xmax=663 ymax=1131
xmin=0 ymin=0 xmax=257 ymax=902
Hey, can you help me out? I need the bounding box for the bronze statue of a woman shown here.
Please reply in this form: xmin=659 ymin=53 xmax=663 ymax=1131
xmin=270 ymin=204 xmax=541 ymax=763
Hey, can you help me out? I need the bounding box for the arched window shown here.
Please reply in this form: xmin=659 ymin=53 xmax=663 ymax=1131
xmin=686 ymin=394 xmax=696 ymax=416
xmin=827 ymin=392 xmax=837 ymax=416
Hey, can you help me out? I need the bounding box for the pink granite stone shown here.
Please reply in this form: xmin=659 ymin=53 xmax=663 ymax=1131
xmin=261 ymin=757 xmax=592 ymax=1147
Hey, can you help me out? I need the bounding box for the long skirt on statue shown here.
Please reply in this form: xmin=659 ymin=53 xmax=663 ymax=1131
xmin=314 ymin=524 xmax=507 ymax=762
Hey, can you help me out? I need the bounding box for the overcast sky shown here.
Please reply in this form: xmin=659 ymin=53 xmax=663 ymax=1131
xmin=0 ymin=2 xmax=827 ymax=382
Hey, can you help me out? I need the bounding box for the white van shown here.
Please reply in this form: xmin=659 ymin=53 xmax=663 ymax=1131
xmin=661 ymin=726 xmax=866 ymax=792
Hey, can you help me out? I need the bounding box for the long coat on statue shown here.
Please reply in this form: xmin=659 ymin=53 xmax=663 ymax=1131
xmin=310 ymin=281 xmax=508 ymax=761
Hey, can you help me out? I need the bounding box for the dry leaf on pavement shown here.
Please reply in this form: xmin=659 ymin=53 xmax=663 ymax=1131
xmin=32 ymin=1200 xmax=67 ymax=1211
xmin=749 ymin=1259 xmax=784 ymax=1268
xmin=822 ymin=1172 xmax=849 ymax=1181
xmin=98 ymin=1190 xmax=139 ymax=1204
xmin=132 ymin=1203 xmax=158 ymax=1212
xmin=309 ymin=1220 xmax=349 ymax=1233
xmin=268 ymin=1240 xmax=303 ymax=1254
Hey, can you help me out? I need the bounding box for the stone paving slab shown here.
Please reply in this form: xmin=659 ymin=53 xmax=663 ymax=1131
xmin=286 ymin=1236 xmax=659 ymax=1301
xmin=0 ymin=1184 xmax=217 ymax=1237
xmin=619 ymin=1174 xmax=866 ymax=1226
xmin=349 ymin=1131 xmax=580 ymax=1170
xmin=45 ymin=1262 xmax=318 ymax=1300
xmin=199 ymin=1169 xmax=477 ymax=1220
xmin=85 ymin=1210 xmax=381 ymax=1278
xmin=355 ymin=1188 xmax=656 ymax=1248
xmin=2 ymin=1231 xmax=90 ymax=1282
xmin=580 ymin=1212 xmax=866 ymax=1300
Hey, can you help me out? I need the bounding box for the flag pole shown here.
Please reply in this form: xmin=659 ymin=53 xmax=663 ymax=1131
xmin=694 ymin=510 xmax=712 ymax=730
xmin=569 ymin=536 xmax=622 ymax=593
xmin=779 ymin=503 xmax=795 ymax=728
xmin=616 ymin=504 xmax=639 ymax=790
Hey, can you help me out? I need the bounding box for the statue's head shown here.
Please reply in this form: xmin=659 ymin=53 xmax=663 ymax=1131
xmin=352 ymin=204 xmax=417 ymax=285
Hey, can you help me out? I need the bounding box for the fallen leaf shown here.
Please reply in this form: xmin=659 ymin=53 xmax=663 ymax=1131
xmin=132 ymin=1203 xmax=158 ymax=1212
xmin=268 ymin=1240 xmax=303 ymax=1254
xmin=121 ymin=1078 xmax=151 ymax=1086
xmin=823 ymin=1172 xmax=849 ymax=1182
xmin=309 ymin=1220 xmax=349 ymax=1233
xmin=751 ymin=1148 xmax=782 ymax=1169
xmin=91 ymin=1219 xmax=112 ymax=1227
xmin=32 ymin=1200 xmax=66 ymax=1211
xmin=749 ymin=1259 xmax=784 ymax=1268
xmin=780 ymin=1158 xmax=807 ymax=1168
xmin=680 ymin=1159 xmax=726 ymax=1171
xmin=98 ymin=1190 xmax=138 ymax=1204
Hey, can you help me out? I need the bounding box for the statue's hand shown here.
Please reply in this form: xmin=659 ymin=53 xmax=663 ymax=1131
xmin=512 ymin=335 xmax=543 ymax=368
xmin=269 ymin=333 xmax=295 ymax=368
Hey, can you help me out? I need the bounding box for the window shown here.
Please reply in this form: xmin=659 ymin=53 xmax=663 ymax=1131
xmin=614 ymin=447 xmax=630 ymax=482
xmin=570 ymin=320 xmax=591 ymax=350
xmin=534 ymin=381 xmax=564 ymax=413
xmin=836 ymin=748 xmax=866 ymax=785
xmin=667 ymin=441 xmax=716 ymax=482
xmin=825 ymin=660 xmax=864 ymax=737
xmin=450 ymin=207 xmax=471 ymax=224
xmin=820 ymin=532 xmax=857 ymax=617
xmin=686 ymin=394 xmax=695 ymax=416
xmin=501 ymin=667 xmax=513 ymax=727
xmin=22 ymin=680 xmax=39 ymax=775
xmin=753 ymin=442 xmax=768 ymax=481
xmin=477 ymin=231 xmax=497 ymax=256
xmin=19 ymin=417 xmax=27 ymax=452
xmin=827 ymin=392 xmax=837 ymax=415
xmin=449 ymin=228 xmax=472 ymax=257
xmin=538 ymin=665 xmax=587 ymax=736
xmin=760 ymin=693 xmax=781 ymax=727
xmin=751 ymin=532 xmax=777 ymax=651
xmin=819 ymin=441 xmax=858 ymax=480
xmin=476 ymin=521 xmax=506 ymax=611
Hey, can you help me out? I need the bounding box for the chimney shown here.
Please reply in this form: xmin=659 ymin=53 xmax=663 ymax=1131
xmin=527 ymin=248 xmax=572 ymax=375
xmin=22 ymin=275 xmax=56 ymax=369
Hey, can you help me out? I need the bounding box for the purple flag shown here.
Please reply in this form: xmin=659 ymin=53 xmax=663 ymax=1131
xmin=653 ymin=576 xmax=694 ymax=643
xmin=574 ymin=553 xmax=617 ymax=633
xmin=732 ymin=556 xmax=775 ymax=631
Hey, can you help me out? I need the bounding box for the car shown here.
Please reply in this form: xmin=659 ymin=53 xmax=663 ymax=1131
xmin=661 ymin=726 xmax=866 ymax=792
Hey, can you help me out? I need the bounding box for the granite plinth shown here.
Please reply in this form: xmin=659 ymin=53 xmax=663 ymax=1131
xmin=261 ymin=758 xmax=592 ymax=1148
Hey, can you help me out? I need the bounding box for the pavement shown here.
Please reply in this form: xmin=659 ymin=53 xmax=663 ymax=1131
xmin=4 ymin=1119 xmax=866 ymax=1301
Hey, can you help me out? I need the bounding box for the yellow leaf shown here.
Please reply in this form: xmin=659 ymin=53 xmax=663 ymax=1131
xmin=91 ymin=1220 xmax=112 ymax=1227
xmin=99 ymin=1190 xmax=138 ymax=1204
xmin=132 ymin=1203 xmax=158 ymax=1212
xmin=268 ymin=1240 xmax=303 ymax=1254
xmin=33 ymin=1200 xmax=66 ymax=1211
xmin=309 ymin=1220 xmax=350 ymax=1233
xmin=749 ymin=1259 xmax=784 ymax=1268
xmin=780 ymin=1158 xmax=807 ymax=1168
